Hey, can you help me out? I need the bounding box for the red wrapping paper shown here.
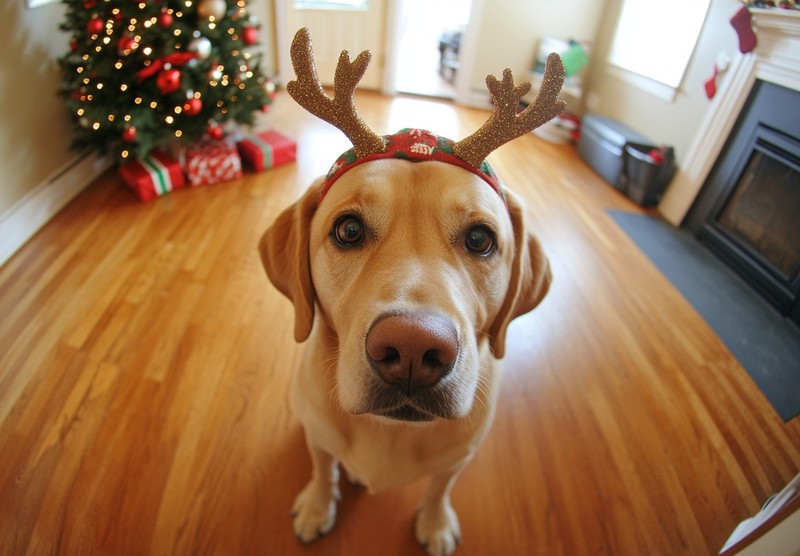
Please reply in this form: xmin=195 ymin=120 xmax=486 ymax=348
xmin=237 ymin=130 xmax=296 ymax=172
xmin=185 ymin=140 xmax=243 ymax=187
xmin=118 ymin=151 xmax=185 ymax=202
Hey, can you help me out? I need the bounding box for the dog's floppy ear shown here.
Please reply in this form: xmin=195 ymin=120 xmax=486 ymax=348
xmin=488 ymin=190 xmax=552 ymax=358
xmin=258 ymin=179 xmax=323 ymax=342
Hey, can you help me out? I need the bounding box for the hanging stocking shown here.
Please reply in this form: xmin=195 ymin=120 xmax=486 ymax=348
xmin=704 ymin=65 xmax=719 ymax=100
xmin=730 ymin=6 xmax=757 ymax=54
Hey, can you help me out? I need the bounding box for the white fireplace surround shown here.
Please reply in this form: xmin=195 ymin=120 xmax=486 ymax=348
xmin=659 ymin=9 xmax=800 ymax=225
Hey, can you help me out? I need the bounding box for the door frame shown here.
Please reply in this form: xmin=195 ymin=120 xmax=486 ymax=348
xmin=276 ymin=0 xmax=485 ymax=107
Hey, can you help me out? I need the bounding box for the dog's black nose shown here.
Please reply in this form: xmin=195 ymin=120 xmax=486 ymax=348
xmin=365 ymin=312 xmax=458 ymax=394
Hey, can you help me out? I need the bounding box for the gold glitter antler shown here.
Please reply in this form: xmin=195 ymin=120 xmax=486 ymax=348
xmin=454 ymin=54 xmax=567 ymax=167
xmin=287 ymin=28 xmax=386 ymax=157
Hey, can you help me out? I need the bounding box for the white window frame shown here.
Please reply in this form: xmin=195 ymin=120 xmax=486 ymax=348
xmin=607 ymin=0 xmax=711 ymax=102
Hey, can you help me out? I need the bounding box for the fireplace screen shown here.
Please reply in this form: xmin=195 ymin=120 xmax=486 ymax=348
xmin=717 ymin=147 xmax=800 ymax=279
xmin=687 ymin=80 xmax=800 ymax=324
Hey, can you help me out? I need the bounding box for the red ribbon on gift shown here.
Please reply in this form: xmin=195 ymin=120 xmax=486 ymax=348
xmin=137 ymin=52 xmax=198 ymax=83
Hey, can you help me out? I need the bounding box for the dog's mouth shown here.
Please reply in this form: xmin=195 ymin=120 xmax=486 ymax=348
xmin=359 ymin=379 xmax=462 ymax=422
xmin=373 ymin=404 xmax=436 ymax=423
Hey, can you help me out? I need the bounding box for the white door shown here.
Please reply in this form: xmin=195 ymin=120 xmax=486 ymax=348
xmin=276 ymin=0 xmax=387 ymax=90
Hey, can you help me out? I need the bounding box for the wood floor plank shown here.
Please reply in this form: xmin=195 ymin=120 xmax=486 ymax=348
xmin=1 ymin=91 xmax=798 ymax=555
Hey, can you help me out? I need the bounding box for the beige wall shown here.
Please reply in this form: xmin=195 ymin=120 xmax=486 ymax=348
xmin=0 ymin=1 xmax=74 ymax=216
xmin=464 ymin=0 xmax=743 ymax=220
xmin=469 ymin=0 xmax=607 ymax=97
xmin=585 ymin=0 xmax=739 ymax=163
xmin=467 ymin=0 xmax=739 ymax=174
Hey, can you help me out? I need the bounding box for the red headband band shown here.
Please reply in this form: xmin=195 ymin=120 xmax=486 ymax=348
xmin=320 ymin=129 xmax=505 ymax=204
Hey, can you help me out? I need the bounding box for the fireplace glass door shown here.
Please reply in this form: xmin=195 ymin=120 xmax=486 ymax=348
xmin=717 ymin=145 xmax=800 ymax=280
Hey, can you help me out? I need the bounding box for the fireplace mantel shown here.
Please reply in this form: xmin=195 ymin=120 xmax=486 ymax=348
xmin=658 ymin=8 xmax=800 ymax=225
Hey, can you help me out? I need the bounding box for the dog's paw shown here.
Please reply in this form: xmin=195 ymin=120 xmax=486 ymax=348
xmin=415 ymin=502 xmax=462 ymax=556
xmin=291 ymin=481 xmax=339 ymax=543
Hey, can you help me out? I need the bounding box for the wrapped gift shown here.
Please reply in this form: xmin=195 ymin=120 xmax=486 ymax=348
xmin=237 ymin=130 xmax=296 ymax=172
xmin=119 ymin=151 xmax=185 ymax=202
xmin=185 ymin=140 xmax=242 ymax=187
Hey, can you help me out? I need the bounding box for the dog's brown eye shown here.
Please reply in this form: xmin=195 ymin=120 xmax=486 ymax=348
xmin=334 ymin=215 xmax=365 ymax=247
xmin=465 ymin=225 xmax=495 ymax=256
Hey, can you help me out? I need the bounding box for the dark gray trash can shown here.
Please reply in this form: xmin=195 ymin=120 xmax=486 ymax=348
xmin=620 ymin=143 xmax=675 ymax=207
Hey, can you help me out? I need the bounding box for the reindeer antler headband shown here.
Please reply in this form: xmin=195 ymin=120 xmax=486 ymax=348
xmin=287 ymin=27 xmax=566 ymax=203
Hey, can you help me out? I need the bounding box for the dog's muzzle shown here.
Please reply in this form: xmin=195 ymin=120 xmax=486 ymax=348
xmin=364 ymin=311 xmax=460 ymax=422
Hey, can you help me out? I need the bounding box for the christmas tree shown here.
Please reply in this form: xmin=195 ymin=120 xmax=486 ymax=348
xmin=58 ymin=0 xmax=273 ymax=160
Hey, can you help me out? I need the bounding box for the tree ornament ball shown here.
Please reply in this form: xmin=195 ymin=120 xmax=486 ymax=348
xmin=122 ymin=126 xmax=137 ymax=142
xmin=118 ymin=35 xmax=136 ymax=54
xmin=207 ymin=124 xmax=224 ymax=140
xmin=242 ymin=26 xmax=259 ymax=46
xmin=197 ymin=0 xmax=227 ymax=21
xmin=188 ymin=37 xmax=212 ymax=59
xmin=183 ymin=97 xmax=203 ymax=116
xmin=158 ymin=11 xmax=173 ymax=28
xmin=157 ymin=68 xmax=182 ymax=95
xmin=87 ymin=16 xmax=104 ymax=35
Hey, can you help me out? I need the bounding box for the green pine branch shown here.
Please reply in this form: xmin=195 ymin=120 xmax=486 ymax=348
xmin=58 ymin=0 xmax=273 ymax=161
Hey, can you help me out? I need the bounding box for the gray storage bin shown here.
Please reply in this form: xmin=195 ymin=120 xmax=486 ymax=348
xmin=577 ymin=114 xmax=651 ymax=190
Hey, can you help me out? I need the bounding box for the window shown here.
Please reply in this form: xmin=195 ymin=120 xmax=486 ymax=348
xmin=607 ymin=0 xmax=710 ymax=101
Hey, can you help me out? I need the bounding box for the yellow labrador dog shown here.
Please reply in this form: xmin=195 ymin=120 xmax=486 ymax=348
xmin=259 ymin=28 xmax=564 ymax=556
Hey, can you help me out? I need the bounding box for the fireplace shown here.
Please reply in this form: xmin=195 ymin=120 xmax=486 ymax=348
xmin=686 ymin=80 xmax=800 ymax=325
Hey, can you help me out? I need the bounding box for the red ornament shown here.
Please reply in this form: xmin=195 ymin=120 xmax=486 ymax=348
xmin=207 ymin=124 xmax=224 ymax=140
xmin=118 ymin=35 xmax=136 ymax=54
xmin=183 ymin=97 xmax=202 ymax=116
xmin=122 ymin=126 xmax=137 ymax=142
xmin=87 ymin=16 xmax=104 ymax=35
xmin=156 ymin=68 xmax=181 ymax=95
xmin=242 ymin=26 xmax=259 ymax=46
xmin=83 ymin=0 xmax=96 ymax=8
xmin=158 ymin=11 xmax=173 ymax=28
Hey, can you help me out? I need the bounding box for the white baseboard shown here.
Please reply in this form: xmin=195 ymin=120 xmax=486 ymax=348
xmin=0 ymin=152 xmax=111 ymax=267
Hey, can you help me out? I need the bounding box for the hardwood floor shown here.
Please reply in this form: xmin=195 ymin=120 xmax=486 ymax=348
xmin=1 ymin=91 xmax=798 ymax=555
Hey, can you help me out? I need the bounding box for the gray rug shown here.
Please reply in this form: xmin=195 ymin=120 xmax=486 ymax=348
xmin=610 ymin=210 xmax=800 ymax=421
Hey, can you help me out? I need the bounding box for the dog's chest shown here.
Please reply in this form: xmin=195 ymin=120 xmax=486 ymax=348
xmin=336 ymin=422 xmax=472 ymax=494
xmin=293 ymin=377 xmax=480 ymax=493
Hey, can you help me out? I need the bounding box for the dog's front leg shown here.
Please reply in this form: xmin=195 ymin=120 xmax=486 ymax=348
xmin=292 ymin=438 xmax=340 ymax=543
xmin=415 ymin=466 xmax=464 ymax=556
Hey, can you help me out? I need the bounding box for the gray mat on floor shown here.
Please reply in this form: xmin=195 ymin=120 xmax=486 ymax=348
xmin=610 ymin=210 xmax=800 ymax=421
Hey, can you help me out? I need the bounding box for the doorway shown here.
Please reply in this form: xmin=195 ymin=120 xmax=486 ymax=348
xmin=394 ymin=0 xmax=472 ymax=99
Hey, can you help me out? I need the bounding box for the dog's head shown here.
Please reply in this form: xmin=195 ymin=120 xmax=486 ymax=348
xmin=258 ymin=27 xmax=561 ymax=423
xmin=259 ymin=159 xmax=550 ymax=422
